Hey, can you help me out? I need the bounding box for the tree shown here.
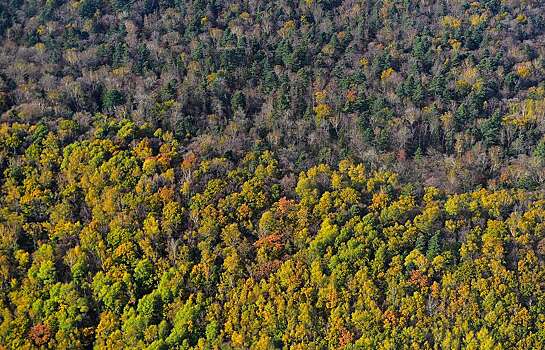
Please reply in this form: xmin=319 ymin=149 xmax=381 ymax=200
xmin=102 ymin=89 xmax=125 ymax=111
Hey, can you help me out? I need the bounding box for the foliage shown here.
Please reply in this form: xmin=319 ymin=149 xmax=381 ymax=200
xmin=0 ymin=117 xmax=544 ymax=347
xmin=1 ymin=0 xmax=545 ymax=348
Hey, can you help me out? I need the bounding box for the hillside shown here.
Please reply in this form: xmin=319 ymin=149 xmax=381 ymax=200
xmin=1 ymin=0 xmax=545 ymax=348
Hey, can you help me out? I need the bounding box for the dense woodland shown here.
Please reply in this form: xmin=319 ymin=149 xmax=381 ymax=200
xmin=1 ymin=0 xmax=545 ymax=348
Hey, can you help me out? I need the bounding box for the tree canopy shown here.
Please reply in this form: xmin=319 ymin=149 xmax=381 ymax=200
xmin=1 ymin=0 xmax=545 ymax=348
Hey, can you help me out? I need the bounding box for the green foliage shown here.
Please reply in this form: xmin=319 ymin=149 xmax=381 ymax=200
xmin=0 ymin=0 xmax=543 ymax=189
xmin=1 ymin=116 xmax=544 ymax=347
xmin=534 ymin=139 xmax=545 ymax=161
xmin=79 ymin=0 xmax=102 ymax=18
xmin=0 ymin=0 xmax=545 ymax=348
xmin=102 ymin=89 xmax=125 ymax=111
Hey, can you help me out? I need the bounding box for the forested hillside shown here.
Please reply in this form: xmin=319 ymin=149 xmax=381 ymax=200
xmin=1 ymin=0 xmax=545 ymax=189
xmin=2 ymin=117 xmax=545 ymax=348
xmin=1 ymin=0 xmax=545 ymax=348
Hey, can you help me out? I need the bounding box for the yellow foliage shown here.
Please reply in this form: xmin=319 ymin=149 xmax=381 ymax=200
xmin=516 ymin=14 xmax=527 ymax=23
xmin=36 ymin=25 xmax=47 ymax=36
xmin=370 ymin=192 xmax=389 ymax=211
xmin=344 ymin=163 xmax=366 ymax=187
xmin=480 ymin=189 xmax=513 ymax=218
xmin=366 ymin=171 xmax=398 ymax=192
xmin=231 ymin=332 xmax=244 ymax=347
xmin=457 ymin=64 xmax=479 ymax=87
xmin=449 ymin=39 xmax=462 ymax=51
xmin=381 ymin=67 xmax=395 ymax=81
xmin=240 ymin=12 xmax=250 ymax=20
xmin=432 ymin=255 xmax=446 ymax=270
xmin=405 ymin=249 xmax=429 ymax=271
xmin=314 ymin=103 xmax=333 ymax=122
xmin=142 ymin=158 xmax=157 ymax=175
xmin=423 ymin=187 xmax=441 ymax=204
xmin=207 ymin=72 xmax=219 ymax=83
xmin=441 ymin=16 xmax=461 ymax=28
xmin=314 ymin=90 xmax=327 ymax=103
xmin=280 ymin=20 xmax=296 ymax=37
xmin=321 ymin=43 xmax=335 ymax=55
xmin=34 ymin=42 xmax=46 ymax=53
xmin=331 ymin=172 xmax=343 ymax=190
xmin=445 ymin=193 xmax=469 ymax=216
xmin=337 ymin=187 xmax=360 ymax=207
xmin=470 ymin=14 xmax=486 ymax=26
xmin=112 ymin=66 xmax=129 ymax=78
xmin=223 ymin=251 xmax=240 ymax=274
xmin=338 ymin=159 xmax=353 ymax=174
xmin=473 ymin=79 xmax=484 ymax=92
xmin=515 ymin=62 xmax=532 ymax=79
xmin=15 ymin=250 xmax=30 ymax=268
xmin=143 ymin=214 xmax=160 ymax=237
xmin=503 ymin=97 xmax=545 ymax=127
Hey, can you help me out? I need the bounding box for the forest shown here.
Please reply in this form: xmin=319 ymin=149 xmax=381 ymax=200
xmin=1 ymin=0 xmax=545 ymax=348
